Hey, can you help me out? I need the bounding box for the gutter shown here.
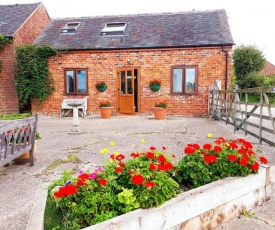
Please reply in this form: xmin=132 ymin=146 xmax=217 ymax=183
xmin=56 ymin=43 xmax=235 ymax=52
xmin=222 ymin=46 xmax=229 ymax=90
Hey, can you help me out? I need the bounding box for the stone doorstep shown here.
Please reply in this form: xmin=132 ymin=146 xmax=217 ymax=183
xmin=27 ymin=166 xmax=271 ymax=230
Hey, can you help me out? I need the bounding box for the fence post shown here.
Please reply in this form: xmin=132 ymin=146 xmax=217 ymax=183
xmin=259 ymin=93 xmax=263 ymax=144
xmin=263 ymin=93 xmax=275 ymax=134
xmin=244 ymin=93 xmax=248 ymax=135
xmin=208 ymin=86 xmax=212 ymax=117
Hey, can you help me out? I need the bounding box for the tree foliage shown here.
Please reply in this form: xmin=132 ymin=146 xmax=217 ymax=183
xmin=15 ymin=45 xmax=58 ymax=108
xmin=233 ymin=45 xmax=265 ymax=85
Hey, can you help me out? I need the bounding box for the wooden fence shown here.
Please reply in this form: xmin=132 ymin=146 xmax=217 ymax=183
xmin=208 ymin=81 xmax=275 ymax=146
xmin=0 ymin=114 xmax=38 ymax=167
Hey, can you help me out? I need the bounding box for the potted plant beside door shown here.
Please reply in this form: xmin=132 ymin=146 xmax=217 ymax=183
xmin=153 ymin=100 xmax=168 ymax=120
xmin=99 ymin=101 xmax=112 ymax=119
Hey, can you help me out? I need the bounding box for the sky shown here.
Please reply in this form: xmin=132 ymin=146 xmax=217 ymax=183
xmin=1 ymin=0 xmax=275 ymax=65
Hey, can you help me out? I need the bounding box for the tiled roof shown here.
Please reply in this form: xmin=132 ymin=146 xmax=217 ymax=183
xmin=34 ymin=9 xmax=234 ymax=50
xmin=0 ymin=2 xmax=42 ymax=37
xmin=259 ymin=61 xmax=275 ymax=75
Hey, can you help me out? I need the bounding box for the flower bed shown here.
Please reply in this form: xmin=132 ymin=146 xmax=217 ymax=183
xmin=82 ymin=166 xmax=270 ymax=230
xmin=41 ymin=138 xmax=270 ymax=229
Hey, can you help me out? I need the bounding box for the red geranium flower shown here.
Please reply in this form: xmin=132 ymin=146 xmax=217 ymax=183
xmin=229 ymin=142 xmax=238 ymax=149
xmin=162 ymin=146 xmax=166 ymax=150
xmin=184 ymin=147 xmax=195 ymax=154
xmin=162 ymin=162 xmax=173 ymax=172
xmin=203 ymin=144 xmax=212 ymax=150
xmin=118 ymin=162 xmax=125 ymax=167
xmin=227 ymin=154 xmax=238 ymax=162
xmin=259 ymin=156 xmax=268 ymax=164
xmin=192 ymin=144 xmax=200 ymax=150
xmin=65 ymin=184 xmax=78 ymax=196
xmin=239 ymin=157 xmax=249 ymax=166
xmin=157 ymin=155 xmax=166 ymax=163
xmin=149 ymin=163 xmax=157 ymax=171
xmin=115 ymin=167 xmax=123 ymax=173
xmin=238 ymin=148 xmax=247 ymax=155
xmin=247 ymin=150 xmax=255 ymax=155
xmin=146 ymin=152 xmax=154 ymax=159
xmin=215 ymin=137 xmax=225 ymax=144
xmin=250 ymin=162 xmax=259 ymax=171
xmin=54 ymin=184 xmax=78 ymax=198
xmin=149 ymin=146 xmax=156 ymax=151
xmin=130 ymin=152 xmax=140 ymax=158
xmin=116 ymin=154 xmax=125 ymax=161
xmin=145 ymin=181 xmax=156 ymax=189
xmin=132 ymin=174 xmax=144 ymax=185
xmin=158 ymin=164 xmax=165 ymax=171
xmin=77 ymin=173 xmax=89 ymax=186
xmin=78 ymin=173 xmax=89 ymax=180
xmin=204 ymin=155 xmax=218 ymax=164
xmin=98 ymin=178 xmax=107 ymax=187
xmin=77 ymin=179 xmax=87 ymax=186
xmin=213 ymin=146 xmax=222 ymax=153
xmin=243 ymin=141 xmax=253 ymax=150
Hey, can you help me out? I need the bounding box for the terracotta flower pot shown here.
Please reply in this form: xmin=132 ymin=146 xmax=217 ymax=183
xmin=100 ymin=107 xmax=112 ymax=119
xmin=14 ymin=141 xmax=37 ymax=164
xmin=153 ymin=107 xmax=167 ymax=120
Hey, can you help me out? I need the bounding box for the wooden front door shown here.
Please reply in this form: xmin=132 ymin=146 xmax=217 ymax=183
xmin=117 ymin=69 xmax=139 ymax=114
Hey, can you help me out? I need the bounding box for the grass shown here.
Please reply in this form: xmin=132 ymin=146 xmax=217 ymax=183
xmin=44 ymin=196 xmax=65 ymax=230
xmin=0 ymin=113 xmax=31 ymax=120
xmin=240 ymin=94 xmax=275 ymax=104
xmin=46 ymin=153 xmax=82 ymax=171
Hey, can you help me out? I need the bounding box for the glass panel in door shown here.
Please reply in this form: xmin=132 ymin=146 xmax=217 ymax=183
xmin=118 ymin=70 xmax=134 ymax=114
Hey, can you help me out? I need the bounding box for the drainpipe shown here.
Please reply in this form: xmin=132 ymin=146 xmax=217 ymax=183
xmin=221 ymin=46 xmax=229 ymax=90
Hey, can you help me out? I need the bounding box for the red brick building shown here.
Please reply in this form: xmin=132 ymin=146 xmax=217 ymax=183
xmin=33 ymin=10 xmax=234 ymax=116
xmin=0 ymin=3 xmax=50 ymax=113
xmin=7 ymin=8 xmax=234 ymax=116
xmin=259 ymin=61 xmax=275 ymax=76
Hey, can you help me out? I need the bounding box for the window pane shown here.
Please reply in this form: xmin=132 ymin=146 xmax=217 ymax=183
xmin=126 ymin=70 xmax=132 ymax=94
xmin=185 ymin=68 xmax=196 ymax=93
xmin=77 ymin=70 xmax=87 ymax=93
xmin=120 ymin=71 xmax=126 ymax=94
xmin=66 ymin=70 xmax=75 ymax=93
xmin=173 ymin=69 xmax=182 ymax=93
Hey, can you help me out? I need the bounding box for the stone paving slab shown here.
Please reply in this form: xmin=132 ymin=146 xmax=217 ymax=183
xmin=0 ymin=114 xmax=274 ymax=230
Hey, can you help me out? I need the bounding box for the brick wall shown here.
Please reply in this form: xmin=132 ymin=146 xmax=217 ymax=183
xmin=0 ymin=43 xmax=18 ymax=113
xmin=0 ymin=3 xmax=50 ymax=114
xmin=33 ymin=46 xmax=232 ymax=116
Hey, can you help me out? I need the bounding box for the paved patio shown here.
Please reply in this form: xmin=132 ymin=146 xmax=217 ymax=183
xmin=0 ymin=114 xmax=274 ymax=230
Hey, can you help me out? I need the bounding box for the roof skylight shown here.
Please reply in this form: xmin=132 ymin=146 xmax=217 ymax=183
xmin=0 ymin=22 xmax=7 ymax=27
xmin=61 ymin=22 xmax=81 ymax=33
xmin=101 ymin=22 xmax=127 ymax=36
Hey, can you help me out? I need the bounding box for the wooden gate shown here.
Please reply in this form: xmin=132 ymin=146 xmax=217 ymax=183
xmin=208 ymin=81 xmax=275 ymax=146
